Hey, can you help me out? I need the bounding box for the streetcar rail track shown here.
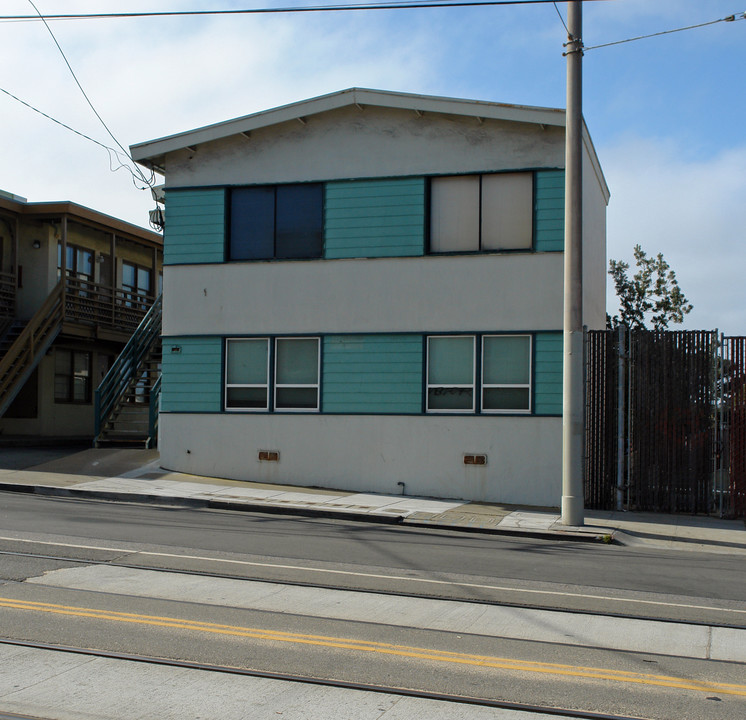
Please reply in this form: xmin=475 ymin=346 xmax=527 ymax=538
xmin=1 ymin=546 xmax=745 ymax=630
xmin=0 ymin=637 xmax=649 ymax=720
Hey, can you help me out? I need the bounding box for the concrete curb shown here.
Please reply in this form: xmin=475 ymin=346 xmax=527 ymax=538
xmin=0 ymin=483 xmax=614 ymax=544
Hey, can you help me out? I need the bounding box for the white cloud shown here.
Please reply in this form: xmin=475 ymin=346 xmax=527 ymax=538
xmin=0 ymin=3 xmax=436 ymax=225
xmin=603 ymin=137 xmax=746 ymax=335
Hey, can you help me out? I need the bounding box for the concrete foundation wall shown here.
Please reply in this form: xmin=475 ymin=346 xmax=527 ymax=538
xmin=159 ymin=412 xmax=562 ymax=506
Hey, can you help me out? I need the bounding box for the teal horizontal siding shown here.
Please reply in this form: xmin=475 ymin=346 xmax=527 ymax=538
xmin=322 ymin=335 xmax=423 ymax=413
xmin=164 ymin=189 xmax=226 ymax=265
xmin=534 ymin=170 xmax=565 ymax=252
xmin=161 ymin=336 xmax=222 ymax=412
xmin=534 ymin=332 xmax=563 ymax=415
xmin=324 ymin=179 xmax=425 ymax=259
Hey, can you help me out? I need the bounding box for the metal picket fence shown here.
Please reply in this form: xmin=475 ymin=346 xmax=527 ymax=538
xmin=585 ymin=329 xmax=746 ymax=517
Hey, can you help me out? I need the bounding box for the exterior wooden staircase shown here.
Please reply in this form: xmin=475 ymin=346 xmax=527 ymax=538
xmin=94 ymin=294 xmax=162 ymax=448
xmin=0 ymin=281 xmax=65 ymax=417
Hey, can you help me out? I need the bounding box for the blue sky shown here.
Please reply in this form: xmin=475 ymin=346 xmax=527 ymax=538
xmin=1 ymin=1 xmax=744 ymax=332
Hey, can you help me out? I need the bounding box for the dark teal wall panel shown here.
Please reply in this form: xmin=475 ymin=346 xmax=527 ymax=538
xmin=164 ymin=189 xmax=226 ymax=265
xmin=324 ymin=179 xmax=425 ymax=258
xmin=534 ymin=332 xmax=563 ymax=415
xmin=322 ymin=335 xmax=423 ymax=413
xmin=534 ymin=170 xmax=565 ymax=252
xmin=161 ymin=336 xmax=222 ymax=412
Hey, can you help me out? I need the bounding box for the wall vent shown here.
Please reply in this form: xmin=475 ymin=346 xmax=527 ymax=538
xmin=463 ymin=454 xmax=487 ymax=466
xmin=258 ymin=450 xmax=280 ymax=462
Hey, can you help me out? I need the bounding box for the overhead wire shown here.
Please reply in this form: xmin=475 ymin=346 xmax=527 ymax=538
xmin=585 ymin=12 xmax=745 ymax=51
xmin=552 ymin=2 xmax=569 ymax=35
xmin=0 ymin=0 xmax=611 ymax=22
xmin=24 ymin=0 xmax=155 ymax=190
xmin=0 ymin=86 xmax=135 ymax=175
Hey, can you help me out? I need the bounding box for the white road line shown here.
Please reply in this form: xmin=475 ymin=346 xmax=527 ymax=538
xmin=1 ymin=534 xmax=744 ymax=616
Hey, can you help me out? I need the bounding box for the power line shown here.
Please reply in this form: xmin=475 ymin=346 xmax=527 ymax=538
xmin=0 ymin=86 xmax=137 ymax=176
xmin=23 ymin=0 xmax=154 ymax=189
xmin=0 ymin=0 xmax=610 ymax=22
xmin=552 ymin=2 xmax=569 ymax=35
xmin=585 ymin=12 xmax=745 ymax=51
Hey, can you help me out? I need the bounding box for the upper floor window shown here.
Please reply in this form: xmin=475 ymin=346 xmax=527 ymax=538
xmin=229 ymin=184 xmax=323 ymax=261
xmin=429 ymin=173 xmax=533 ymax=253
xmin=122 ymin=261 xmax=152 ymax=307
xmin=57 ymin=243 xmax=93 ymax=281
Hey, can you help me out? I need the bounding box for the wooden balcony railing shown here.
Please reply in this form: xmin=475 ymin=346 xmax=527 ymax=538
xmin=63 ymin=276 xmax=156 ymax=334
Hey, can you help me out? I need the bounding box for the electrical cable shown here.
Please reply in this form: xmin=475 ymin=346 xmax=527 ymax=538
xmin=1 ymin=86 xmax=134 ymax=174
xmin=585 ymin=12 xmax=745 ymax=51
xmin=25 ymin=0 xmax=155 ymax=190
xmin=552 ymin=2 xmax=568 ymax=35
xmin=0 ymin=0 xmax=611 ymax=22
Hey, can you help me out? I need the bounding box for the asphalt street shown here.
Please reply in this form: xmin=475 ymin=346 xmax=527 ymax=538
xmin=1 ymin=487 xmax=744 ymax=719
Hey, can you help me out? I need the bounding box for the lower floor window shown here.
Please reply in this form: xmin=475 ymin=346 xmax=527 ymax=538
xmin=426 ymin=334 xmax=531 ymax=413
xmin=54 ymin=349 xmax=91 ymax=403
xmin=225 ymin=337 xmax=320 ymax=412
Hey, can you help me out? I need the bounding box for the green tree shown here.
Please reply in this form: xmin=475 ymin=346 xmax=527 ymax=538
xmin=608 ymin=245 xmax=693 ymax=330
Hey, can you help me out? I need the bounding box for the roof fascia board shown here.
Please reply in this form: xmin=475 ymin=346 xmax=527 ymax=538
xmin=0 ymin=196 xmax=162 ymax=246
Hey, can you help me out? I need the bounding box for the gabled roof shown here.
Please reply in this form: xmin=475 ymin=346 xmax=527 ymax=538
xmin=130 ymin=87 xmax=608 ymax=202
xmin=131 ymin=88 xmax=567 ymax=172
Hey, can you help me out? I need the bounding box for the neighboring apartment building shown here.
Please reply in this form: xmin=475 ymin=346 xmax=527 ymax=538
xmin=131 ymin=88 xmax=609 ymax=506
xmin=0 ymin=191 xmax=163 ymax=442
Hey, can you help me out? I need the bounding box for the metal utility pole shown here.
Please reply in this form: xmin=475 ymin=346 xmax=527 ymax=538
xmin=560 ymin=0 xmax=584 ymax=526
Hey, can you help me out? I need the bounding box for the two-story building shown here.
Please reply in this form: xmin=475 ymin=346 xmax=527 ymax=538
xmin=131 ymin=88 xmax=608 ymax=506
xmin=0 ymin=190 xmax=163 ymax=443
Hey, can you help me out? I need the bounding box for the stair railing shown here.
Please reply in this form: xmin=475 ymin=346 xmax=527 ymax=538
xmin=0 ymin=280 xmax=65 ymax=417
xmin=94 ymin=293 xmax=162 ymax=442
xmin=147 ymin=374 xmax=162 ymax=449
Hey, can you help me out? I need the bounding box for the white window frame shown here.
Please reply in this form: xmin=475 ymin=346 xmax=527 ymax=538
xmin=273 ymin=337 xmax=321 ymax=413
xmin=481 ymin=334 xmax=532 ymax=414
xmin=426 ymin=335 xmax=476 ymax=414
xmin=224 ymin=337 xmax=270 ymax=412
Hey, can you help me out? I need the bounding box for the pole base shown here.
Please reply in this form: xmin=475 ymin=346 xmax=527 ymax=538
xmin=560 ymin=495 xmax=584 ymax=527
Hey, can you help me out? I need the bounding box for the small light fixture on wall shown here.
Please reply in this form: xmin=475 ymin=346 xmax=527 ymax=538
xmin=32 ymin=240 xmax=41 ymax=249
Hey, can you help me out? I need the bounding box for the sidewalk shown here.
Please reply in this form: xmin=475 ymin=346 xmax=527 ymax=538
xmin=1 ymin=447 xmax=745 ymax=554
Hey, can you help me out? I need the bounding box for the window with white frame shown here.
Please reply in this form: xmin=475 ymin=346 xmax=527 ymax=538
xmin=274 ymin=338 xmax=320 ymax=410
xmin=429 ymin=173 xmax=533 ymax=253
xmin=426 ymin=336 xmax=476 ymax=412
xmin=225 ymin=337 xmax=319 ymax=412
xmin=225 ymin=338 xmax=269 ymax=410
xmin=481 ymin=335 xmax=531 ymax=412
xmin=426 ymin=334 xmax=532 ymax=413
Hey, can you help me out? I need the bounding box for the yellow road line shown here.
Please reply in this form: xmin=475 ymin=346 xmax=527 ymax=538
xmin=1 ymin=596 xmax=744 ymax=697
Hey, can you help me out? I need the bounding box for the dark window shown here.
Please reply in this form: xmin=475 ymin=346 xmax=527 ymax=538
xmin=54 ymin=349 xmax=91 ymax=403
xmin=229 ymin=184 xmax=322 ymax=261
xmin=122 ymin=261 xmax=152 ymax=308
xmin=230 ymin=187 xmax=275 ymax=260
xmin=276 ymin=185 xmax=323 ymax=258
xmin=58 ymin=242 xmax=94 ymax=296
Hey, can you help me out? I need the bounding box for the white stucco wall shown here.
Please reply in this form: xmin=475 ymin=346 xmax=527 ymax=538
xmin=152 ymin=101 xmax=607 ymax=506
xmin=163 ymin=252 xmax=565 ymax=337
xmin=159 ymin=412 xmax=562 ymax=507
xmin=582 ymin=146 xmax=608 ymax=330
xmin=163 ymin=105 xmax=567 ymax=188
